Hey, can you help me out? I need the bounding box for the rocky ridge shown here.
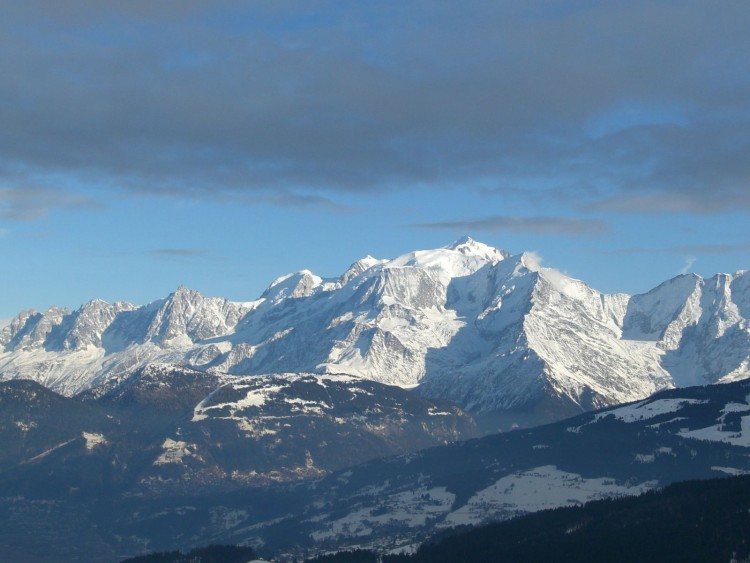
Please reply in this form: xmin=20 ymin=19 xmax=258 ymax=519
xmin=1 ymin=237 xmax=748 ymax=426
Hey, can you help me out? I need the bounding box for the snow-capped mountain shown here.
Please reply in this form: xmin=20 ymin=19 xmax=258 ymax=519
xmin=1 ymin=237 xmax=748 ymax=427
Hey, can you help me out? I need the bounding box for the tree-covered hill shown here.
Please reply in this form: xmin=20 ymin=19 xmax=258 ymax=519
xmin=306 ymin=474 xmax=750 ymax=563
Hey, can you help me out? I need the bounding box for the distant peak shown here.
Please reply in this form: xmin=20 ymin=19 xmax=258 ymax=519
xmin=263 ymin=269 xmax=323 ymax=300
xmin=447 ymin=235 xmax=476 ymax=248
xmin=446 ymin=236 xmax=511 ymax=261
xmin=337 ymin=256 xmax=385 ymax=286
xmin=171 ymin=285 xmax=200 ymax=297
xmin=267 ymin=269 xmax=318 ymax=291
xmin=79 ymin=297 xmax=110 ymax=309
xmin=358 ymin=255 xmax=380 ymax=266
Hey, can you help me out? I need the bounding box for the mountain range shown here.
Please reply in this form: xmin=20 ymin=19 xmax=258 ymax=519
xmin=1 ymin=237 xmax=748 ymax=430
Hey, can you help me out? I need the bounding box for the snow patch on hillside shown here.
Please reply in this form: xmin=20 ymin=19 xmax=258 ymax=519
xmin=442 ymin=465 xmax=656 ymax=527
xmin=82 ymin=432 xmax=108 ymax=452
xmin=154 ymin=438 xmax=203 ymax=465
xmin=310 ymin=487 xmax=455 ymax=542
xmin=679 ymin=415 xmax=750 ymax=447
xmin=594 ymin=398 xmax=707 ymax=423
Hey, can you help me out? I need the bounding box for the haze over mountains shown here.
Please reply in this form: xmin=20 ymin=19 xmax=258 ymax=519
xmin=1 ymin=237 xmax=748 ymax=429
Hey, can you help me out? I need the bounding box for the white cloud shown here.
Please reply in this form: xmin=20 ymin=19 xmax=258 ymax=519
xmin=678 ymin=256 xmax=697 ymax=275
xmin=522 ymin=251 xmax=544 ymax=272
xmin=521 ymin=251 xmax=586 ymax=299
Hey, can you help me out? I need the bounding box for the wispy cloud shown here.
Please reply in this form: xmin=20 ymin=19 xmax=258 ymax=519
xmin=678 ymin=256 xmax=697 ymax=275
xmin=0 ymin=187 xmax=99 ymax=220
xmin=149 ymin=248 xmax=208 ymax=258
xmin=256 ymin=192 xmax=356 ymax=213
xmin=413 ymin=215 xmax=608 ymax=236
xmin=672 ymin=243 xmax=750 ymax=254
xmin=606 ymin=242 xmax=750 ymax=256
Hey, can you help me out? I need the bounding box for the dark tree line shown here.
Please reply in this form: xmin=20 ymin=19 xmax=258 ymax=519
xmin=306 ymin=475 xmax=750 ymax=563
xmin=122 ymin=475 xmax=750 ymax=563
xmin=121 ymin=544 xmax=257 ymax=563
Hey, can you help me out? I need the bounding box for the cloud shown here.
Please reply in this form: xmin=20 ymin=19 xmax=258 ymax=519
xmin=413 ymin=215 xmax=608 ymax=236
xmin=606 ymin=242 xmax=750 ymax=255
xmin=522 ymin=250 xmax=544 ymax=271
xmin=678 ymin=256 xmax=697 ymax=275
xmin=0 ymin=187 xmax=99 ymax=220
xmin=672 ymin=243 xmax=750 ymax=254
xmin=582 ymin=122 xmax=750 ymax=214
xmin=0 ymin=2 xmax=749 ymax=213
xmin=255 ymin=192 xmax=356 ymax=213
xmin=519 ymin=251 xmax=581 ymax=297
xmin=149 ymin=248 xmax=208 ymax=257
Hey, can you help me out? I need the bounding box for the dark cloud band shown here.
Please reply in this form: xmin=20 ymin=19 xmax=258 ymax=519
xmin=1 ymin=1 xmax=749 ymax=214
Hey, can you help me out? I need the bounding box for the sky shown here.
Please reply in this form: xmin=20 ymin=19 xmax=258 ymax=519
xmin=1 ymin=1 xmax=749 ymax=321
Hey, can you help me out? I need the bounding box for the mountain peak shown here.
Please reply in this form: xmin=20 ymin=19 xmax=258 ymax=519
xmin=447 ymin=235 xmax=476 ymax=248
xmin=446 ymin=236 xmax=510 ymax=262
xmin=263 ymin=269 xmax=323 ymax=301
xmin=338 ymin=256 xmax=386 ymax=286
xmin=170 ymin=285 xmax=201 ymax=299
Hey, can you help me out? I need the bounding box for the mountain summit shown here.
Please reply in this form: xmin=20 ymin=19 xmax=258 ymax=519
xmin=447 ymin=235 xmax=511 ymax=262
xmin=1 ymin=239 xmax=748 ymax=428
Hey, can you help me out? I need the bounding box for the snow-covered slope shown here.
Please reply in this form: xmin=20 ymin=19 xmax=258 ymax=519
xmin=0 ymin=238 xmax=748 ymax=426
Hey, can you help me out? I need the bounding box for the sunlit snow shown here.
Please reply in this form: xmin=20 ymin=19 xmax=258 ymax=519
xmin=594 ymin=398 xmax=708 ymax=423
xmin=82 ymin=432 xmax=108 ymax=452
xmin=441 ymin=465 xmax=655 ymax=528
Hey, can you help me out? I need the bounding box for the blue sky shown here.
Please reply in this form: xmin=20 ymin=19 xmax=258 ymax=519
xmin=1 ymin=1 xmax=749 ymax=320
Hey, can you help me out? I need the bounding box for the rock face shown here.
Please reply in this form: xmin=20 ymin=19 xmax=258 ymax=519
xmin=1 ymin=237 xmax=748 ymax=426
